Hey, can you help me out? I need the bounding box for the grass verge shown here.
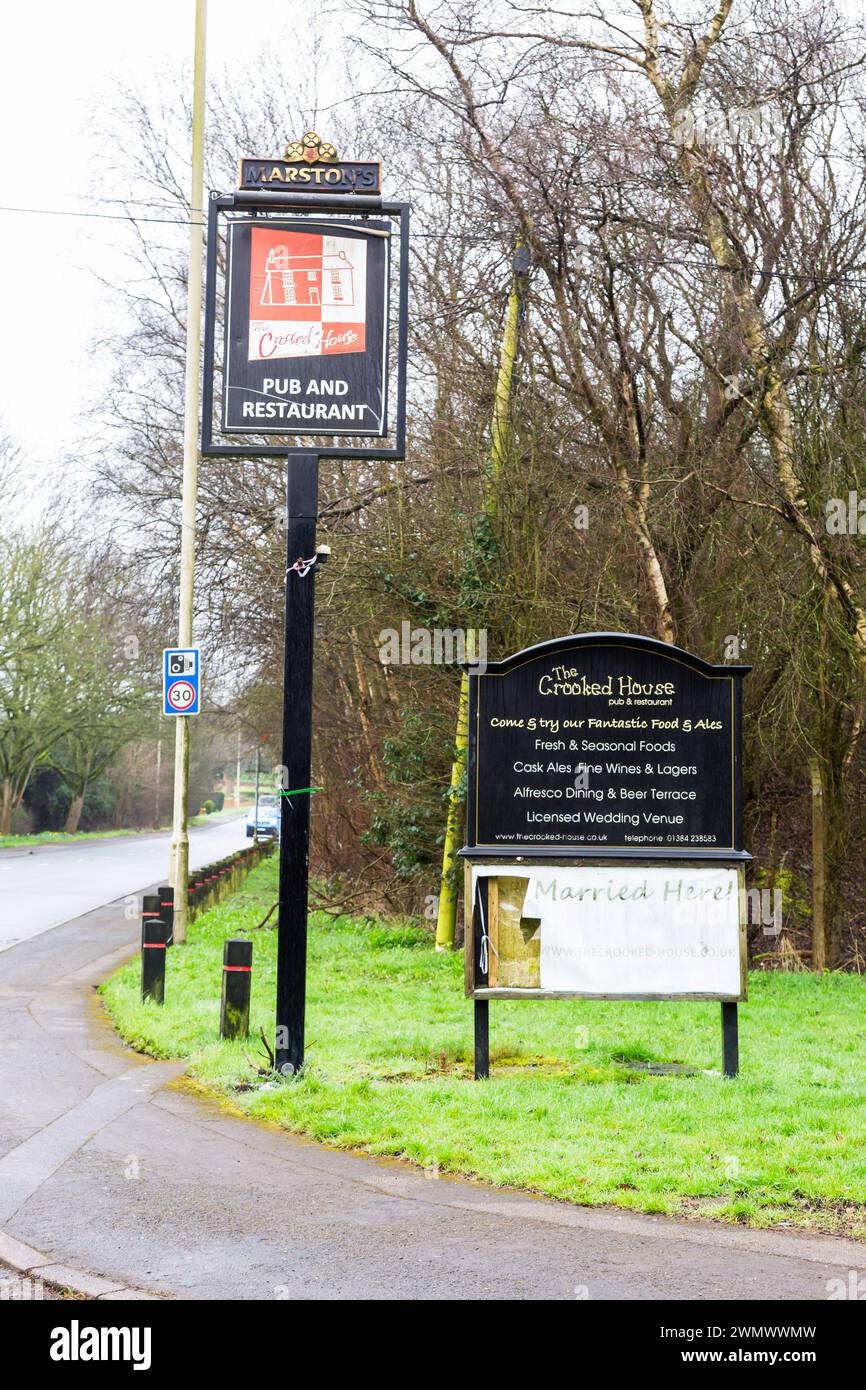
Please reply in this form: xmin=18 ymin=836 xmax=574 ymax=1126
xmin=0 ymin=828 xmax=151 ymax=849
xmin=100 ymin=857 xmax=866 ymax=1237
xmin=1 ymin=809 xmax=246 ymax=849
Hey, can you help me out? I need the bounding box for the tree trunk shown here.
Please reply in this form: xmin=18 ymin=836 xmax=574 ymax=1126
xmin=64 ymin=790 xmax=86 ymax=835
xmin=809 ymin=758 xmax=826 ymax=972
xmin=671 ymin=142 xmax=866 ymax=679
xmin=0 ymin=780 xmax=14 ymax=835
xmin=350 ymin=627 xmax=384 ymax=789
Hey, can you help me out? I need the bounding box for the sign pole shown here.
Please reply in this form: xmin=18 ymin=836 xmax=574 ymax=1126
xmin=169 ymin=0 xmax=207 ymax=945
xmin=275 ymin=453 xmax=319 ymax=1075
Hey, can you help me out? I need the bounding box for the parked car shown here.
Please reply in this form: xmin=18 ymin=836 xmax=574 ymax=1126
xmin=245 ymin=794 xmax=280 ymax=840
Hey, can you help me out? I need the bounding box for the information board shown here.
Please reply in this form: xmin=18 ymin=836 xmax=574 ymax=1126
xmin=465 ymin=634 xmax=748 ymax=858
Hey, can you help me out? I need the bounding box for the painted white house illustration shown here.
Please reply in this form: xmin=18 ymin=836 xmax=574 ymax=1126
xmin=260 ymin=244 xmax=356 ymax=308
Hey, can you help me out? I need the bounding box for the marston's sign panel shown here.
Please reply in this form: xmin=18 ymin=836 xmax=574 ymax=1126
xmin=238 ymin=130 xmax=380 ymax=196
xmin=223 ymin=219 xmax=389 ymax=436
xmin=464 ymin=633 xmax=749 ymax=858
xmin=239 ymin=157 xmax=380 ymax=195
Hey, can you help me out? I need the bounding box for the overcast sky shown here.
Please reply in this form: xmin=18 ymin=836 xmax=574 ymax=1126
xmin=0 ymin=0 xmax=341 ymax=497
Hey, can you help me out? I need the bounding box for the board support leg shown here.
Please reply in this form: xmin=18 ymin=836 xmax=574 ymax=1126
xmin=721 ymin=1001 xmax=739 ymax=1078
xmin=474 ymin=1000 xmax=489 ymax=1080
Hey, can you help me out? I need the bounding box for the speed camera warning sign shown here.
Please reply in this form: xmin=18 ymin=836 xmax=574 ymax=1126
xmin=163 ymin=648 xmax=201 ymax=716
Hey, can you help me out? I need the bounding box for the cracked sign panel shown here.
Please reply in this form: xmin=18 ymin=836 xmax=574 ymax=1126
xmin=223 ymin=219 xmax=390 ymax=436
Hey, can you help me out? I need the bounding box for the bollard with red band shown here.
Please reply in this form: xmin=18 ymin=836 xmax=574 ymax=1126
xmin=220 ymin=938 xmax=252 ymax=1040
xmin=141 ymin=897 xmax=168 ymax=1004
xmin=218 ymin=859 xmax=231 ymax=898
xmin=158 ymin=884 xmax=174 ymax=947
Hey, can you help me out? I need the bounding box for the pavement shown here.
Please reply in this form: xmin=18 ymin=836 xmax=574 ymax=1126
xmin=0 ymin=814 xmax=251 ymax=951
xmin=0 ymin=837 xmax=865 ymax=1299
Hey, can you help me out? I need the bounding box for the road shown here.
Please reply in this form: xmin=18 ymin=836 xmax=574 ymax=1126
xmin=0 ymin=815 xmax=251 ymax=951
xmin=0 ymin=889 xmax=863 ymax=1299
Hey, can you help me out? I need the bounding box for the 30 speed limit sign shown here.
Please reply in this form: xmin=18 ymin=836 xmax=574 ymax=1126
xmin=163 ymin=648 xmax=201 ymax=716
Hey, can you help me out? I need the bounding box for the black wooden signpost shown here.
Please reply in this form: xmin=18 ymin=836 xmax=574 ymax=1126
xmin=461 ymin=633 xmax=750 ymax=1080
xmin=203 ymin=134 xmax=408 ymax=1075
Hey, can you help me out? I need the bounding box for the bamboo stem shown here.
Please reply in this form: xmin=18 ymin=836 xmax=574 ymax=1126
xmin=435 ymin=244 xmax=527 ymax=948
xmin=435 ymin=666 xmax=470 ymax=951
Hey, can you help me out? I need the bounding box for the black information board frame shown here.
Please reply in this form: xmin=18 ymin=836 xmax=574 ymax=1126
xmin=460 ymin=633 xmax=750 ymax=1080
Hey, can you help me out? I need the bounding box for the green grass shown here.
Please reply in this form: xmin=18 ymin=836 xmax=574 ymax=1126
xmin=188 ymin=806 xmax=248 ymax=826
xmin=0 ymin=827 xmax=152 ymax=849
xmin=1 ymin=808 xmax=246 ymax=848
xmin=100 ymin=857 xmax=866 ymax=1237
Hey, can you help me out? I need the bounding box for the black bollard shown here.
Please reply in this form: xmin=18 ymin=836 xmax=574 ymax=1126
xmin=220 ymin=938 xmax=253 ymax=1040
xmin=141 ymin=903 xmax=167 ymax=1004
xmin=158 ymin=885 xmax=174 ymax=947
xmin=142 ymin=893 xmax=161 ymax=933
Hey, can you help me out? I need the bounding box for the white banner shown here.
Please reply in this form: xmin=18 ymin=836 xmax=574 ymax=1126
xmin=472 ymin=864 xmax=742 ymax=996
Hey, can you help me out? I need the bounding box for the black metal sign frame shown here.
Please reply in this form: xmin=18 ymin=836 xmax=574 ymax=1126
xmin=201 ymin=189 xmax=409 ymax=459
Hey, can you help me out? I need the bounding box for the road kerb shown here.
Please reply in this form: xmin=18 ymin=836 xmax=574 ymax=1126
xmin=0 ymin=1228 xmax=166 ymax=1301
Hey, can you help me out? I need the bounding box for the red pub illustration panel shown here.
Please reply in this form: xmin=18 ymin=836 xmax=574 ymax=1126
xmin=223 ymin=219 xmax=389 ymax=435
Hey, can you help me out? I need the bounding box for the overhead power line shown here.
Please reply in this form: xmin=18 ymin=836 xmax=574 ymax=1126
xmin=3 ymin=202 xmax=866 ymax=288
xmin=0 ymin=203 xmax=203 ymax=226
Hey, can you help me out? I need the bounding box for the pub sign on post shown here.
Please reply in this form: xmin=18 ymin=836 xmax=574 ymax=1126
xmin=223 ymin=219 xmax=390 ymax=437
xmin=201 ymin=131 xmax=409 ymax=459
xmin=199 ymin=132 xmax=409 ymax=1078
